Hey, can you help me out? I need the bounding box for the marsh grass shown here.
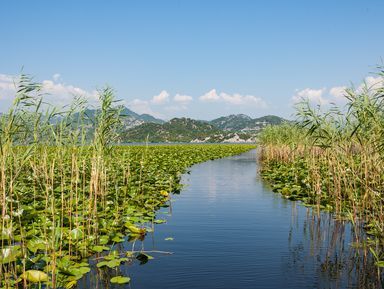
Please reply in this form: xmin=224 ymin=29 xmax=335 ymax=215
xmin=0 ymin=75 xmax=255 ymax=288
xmin=258 ymin=67 xmax=384 ymax=278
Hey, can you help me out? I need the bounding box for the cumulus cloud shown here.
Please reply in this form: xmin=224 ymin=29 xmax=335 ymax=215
xmin=199 ymin=89 xmax=267 ymax=107
xmin=293 ymin=75 xmax=384 ymax=106
xmin=0 ymin=73 xmax=99 ymax=111
xmin=329 ymin=86 xmax=347 ymax=100
xmin=127 ymin=99 xmax=150 ymax=113
xmin=221 ymin=92 xmax=266 ymax=106
xmin=52 ymin=73 xmax=61 ymax=82
xmin=173 ymin=94 xmax=193 ymax=104
xmin=292 ymin=88 xmax=328 ymax=105
xmin=0 ymin=74 xmax=16 ymax=100
xmin=127 ymin=98 xmax=163 ymax=118
xmin=42 ymin=80 xmax=99 ymax=107
xmin=358 ymin=75 xmax=384 ymax=92
xmin=199 ymin=89 xmax=220 ymax=102
xmin=151 ymin=90 xmax=169 ymax=104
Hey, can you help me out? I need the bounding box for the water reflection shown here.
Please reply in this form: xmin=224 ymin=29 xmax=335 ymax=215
xmin=285 ymin=204 xmax=382 ymax=289
xmin=77 ymin=150 xmax=383 ymax=289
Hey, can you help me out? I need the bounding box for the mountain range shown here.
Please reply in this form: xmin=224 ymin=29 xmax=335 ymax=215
xmin=116 ymin=107 xmax=287 ymax=143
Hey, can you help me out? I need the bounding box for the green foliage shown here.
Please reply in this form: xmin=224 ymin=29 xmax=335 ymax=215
xmin=258 ymin=67 xmax=384 ymax=267
xmin=110 ymin=276 xmax=131 ymax=284
xmin=0 ymin=74 xmax=255 ymax=288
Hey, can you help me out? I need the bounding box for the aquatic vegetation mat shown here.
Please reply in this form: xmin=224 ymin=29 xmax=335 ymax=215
xmin=0 ymin=74 xmax=255 ymax=288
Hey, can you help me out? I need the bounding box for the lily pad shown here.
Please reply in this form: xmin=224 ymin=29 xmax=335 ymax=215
xmin=154 ymin=219 xmax=166 ymax=224
xmin=110 ymin=276 xmax=131 ymax=284
xmin=91 ymin=245 xmax=110 ymax=253
xmin=20 ymin=270 xmax=48 ymax=283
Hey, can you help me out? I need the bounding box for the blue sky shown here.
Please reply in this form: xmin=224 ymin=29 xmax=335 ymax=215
xmin=0 ymin=0 xmax=383 ymax=120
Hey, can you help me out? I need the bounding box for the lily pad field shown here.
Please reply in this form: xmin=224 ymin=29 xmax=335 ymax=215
xmin=0 ymin=76 xmax=255 ymax=288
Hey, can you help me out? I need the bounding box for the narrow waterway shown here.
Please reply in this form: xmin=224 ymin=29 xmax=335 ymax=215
xmin=79 ymin=149 xmax=380 ymax=289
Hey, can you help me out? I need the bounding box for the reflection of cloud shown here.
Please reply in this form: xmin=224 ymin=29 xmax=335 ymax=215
xmin=207 ymin=165 xmax=217 ymax=203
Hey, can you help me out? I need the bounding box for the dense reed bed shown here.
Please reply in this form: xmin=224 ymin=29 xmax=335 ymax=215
xmin=258 ymin=68 xmax=384 ymax=272
xmin=0 ymin=75 xmax=255 ymax=288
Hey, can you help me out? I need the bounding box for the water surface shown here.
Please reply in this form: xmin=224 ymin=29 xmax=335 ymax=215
xmin=79 ymin=149 xmax=380 ymax=289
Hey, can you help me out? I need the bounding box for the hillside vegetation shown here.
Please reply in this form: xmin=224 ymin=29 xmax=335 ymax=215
xmin=122 ymin=115 xmax=286 ymax=143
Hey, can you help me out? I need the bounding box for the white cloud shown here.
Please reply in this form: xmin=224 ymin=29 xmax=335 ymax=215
xmin=0 ymin=73 xmax=99 ymax=111
xmin=199 ymin=89 xmax=220 ymax=102
xmin=293 ymin=75 xmax=384 ymax=106
xmin=127 ymin=98 xmax=163 ymax=118
xmin=358 ymin=75 xmax=384 ymax=92
xmin=53 ymin=73 xmax=61 ymax=82
xmin=0 ymin=74 xmax=15 ymax=90
xmin=199 ymin=89 xmax=267 ymax=107
xmin=329 ymin=86 xmax=347 ymax=100
xmin=42 ymin=80 xmax=99 ymax=107
xmin=151 ymin=90 xmax=169 ymax=104
xmin=174 ymin=94 xmax=193 ymax=104
xmin=0 ymin=74 xmax=16 ymax=100
xmin=220 ymin=92 xmax=266 ymax=106
xmin=292 ymin=88 xmax=328 ymax=105
xmin=127 ymin=99 xmax=150 ymax=113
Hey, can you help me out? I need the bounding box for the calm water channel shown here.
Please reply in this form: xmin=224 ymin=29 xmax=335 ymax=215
xmin=78 ymin=149 xmax=381 ymax=289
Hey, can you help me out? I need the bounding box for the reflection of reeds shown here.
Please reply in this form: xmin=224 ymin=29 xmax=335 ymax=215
xmin=259 ymin=67 xmax=384 ymax=273
xmin=287 ymin=207 xmax=381 ymax=288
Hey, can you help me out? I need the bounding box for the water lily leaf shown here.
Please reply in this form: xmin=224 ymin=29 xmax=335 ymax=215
xmin=110 ymin=276 xmax=131 ymax=284
xmin=20 ymin=270 xmax=48 ymax=283
xmin=61 ymin=264 xmax=90 ymax=278
xmin=96 ymin=261 xmax=109 ymax=268
xmin=154 ymin=219 xmax=166 ymax=224
xmin=106 ymin=259 xmax=121 ymax=268
xmin=126 ymin=225 xmax=146 ymax=235
xmin=112 ymin=236 xmax=124 ymax=243
xmin=99 ymin=235 xmax=109 ymax=245
xmin=136 ymin=253 xmax=154 ymax=265
xmin=91 ymin=245 xmax=109 ymax=253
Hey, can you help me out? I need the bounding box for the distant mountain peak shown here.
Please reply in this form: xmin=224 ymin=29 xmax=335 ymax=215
xmin=122 ymin=113 xmax=286 ymax=143
xmin=211 ymin=114 xmax=285 ymax=132
xmin=228 ymin=114 xmax=252 ymax=120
